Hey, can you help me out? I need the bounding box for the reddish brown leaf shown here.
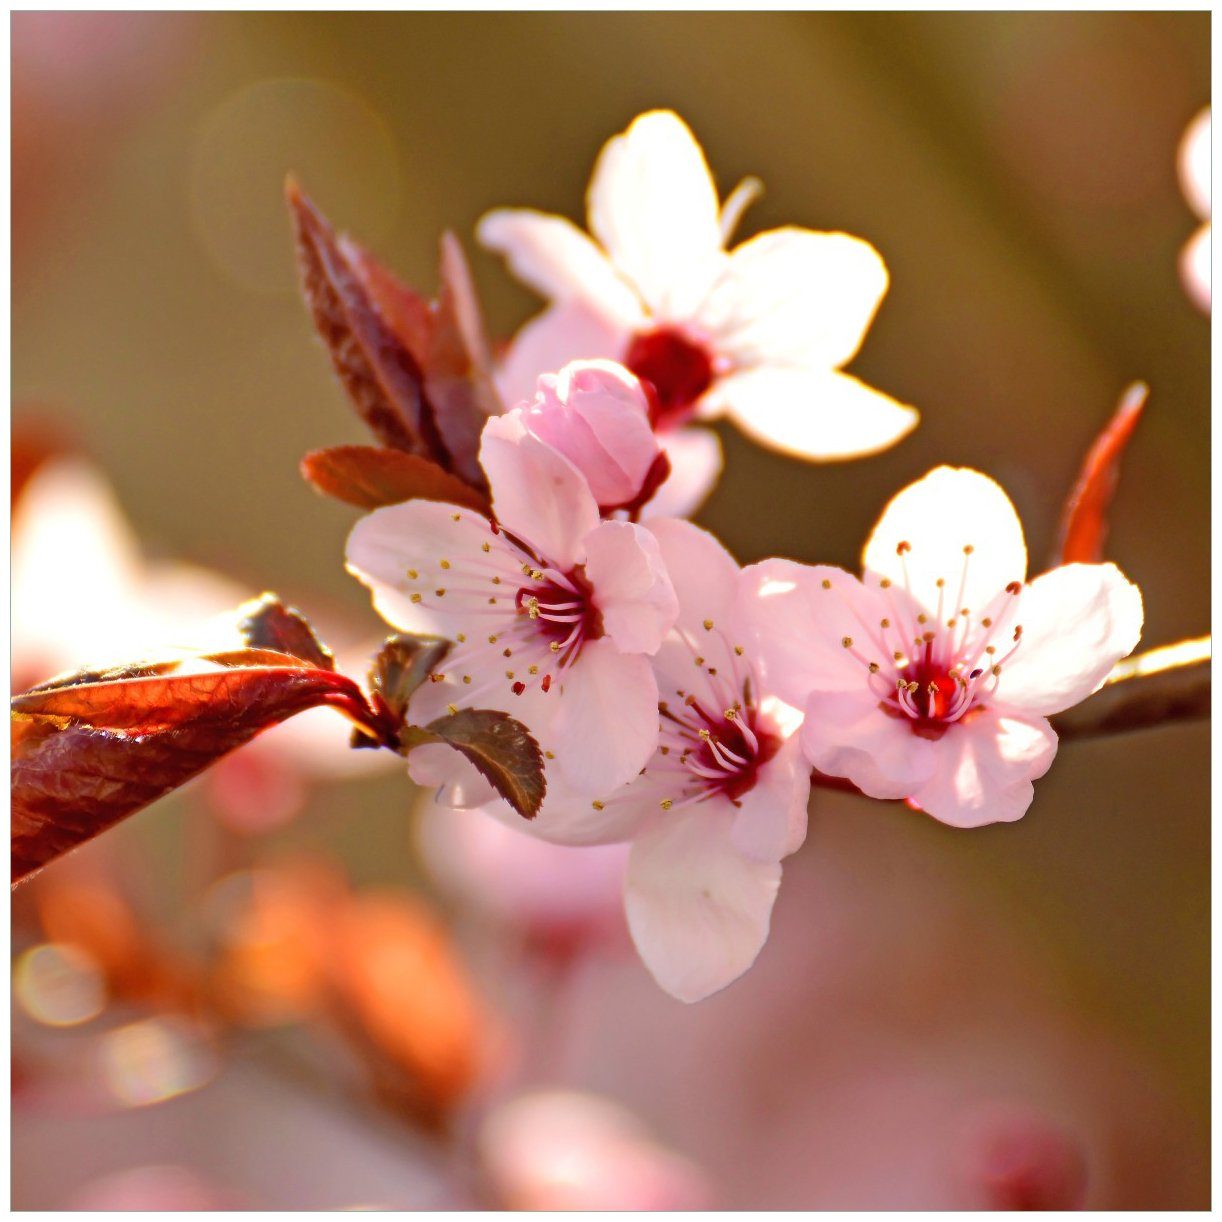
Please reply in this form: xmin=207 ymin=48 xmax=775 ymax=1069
xmin=12 ymin=658 xmax=381 ymax=885
xmin=1056 ymin=382 xmax=1147 ymax=566
xmin=419 ymin=707 xmax=545 ymax=820
xmin=369 ymin=634 xmax=452 ymax=722
xmin=422 ymin=233 xmax=500 ymax=487
xmin=286 ymin=177 xmax=449 ymax=461
xmin=301 ymin=445 xmax=490 ymax=513
xmin=338 ymin=234 xmax=434 ymax=364
xmin=238 ymin=593 xmax=335 ymax=670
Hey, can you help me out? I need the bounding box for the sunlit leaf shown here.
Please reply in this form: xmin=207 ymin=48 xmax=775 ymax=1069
xmin=301 ymin=445 xmax=489 ymax=513
xmin=237 ymin=593 xmax=335 ymax=670
xmin=1056 ymin=381 xmax=1147 ymax=565
xmin=12 ymin=655 xmax=383 ymax=884
xmin=286 ymin=177 xmax=447 ymax=459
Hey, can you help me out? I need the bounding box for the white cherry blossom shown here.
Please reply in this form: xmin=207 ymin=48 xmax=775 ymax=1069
xmin=478 ymin=108 xmax=918 ymax=513
xmin=1178 ymin=106 xmax=1210 ymax=313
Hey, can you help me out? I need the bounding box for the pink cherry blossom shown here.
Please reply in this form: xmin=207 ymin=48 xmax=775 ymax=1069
xmin=510 ymin=359 xmax=669 ymax=516
xmin=744 ymin=466 xmax=1143 ymax=828
xmin=453 ymin=519 xmax=810 ymax=1003
xmin=478 ymin=109 xmax=918 ymax=507
xmin=1178 ymin=106 xmax=1210 ymax=314
xmin=345 ymin=411 xmax=679 ymax=797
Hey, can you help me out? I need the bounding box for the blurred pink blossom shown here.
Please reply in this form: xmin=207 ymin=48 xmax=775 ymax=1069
xmin=1177 ymin=106 xmax=1210 ymax=313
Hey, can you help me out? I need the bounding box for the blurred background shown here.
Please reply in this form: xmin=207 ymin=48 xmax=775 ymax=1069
xmin=11 ymin=11 xmax=1209 ymax=1209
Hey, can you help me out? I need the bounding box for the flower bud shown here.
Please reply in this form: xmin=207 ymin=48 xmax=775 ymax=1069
xmin=515 ymin=360 xmax=668 ymax=514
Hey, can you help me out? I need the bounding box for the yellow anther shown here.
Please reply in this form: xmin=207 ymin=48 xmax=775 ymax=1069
xmin=462 ymin=675 xmax=471 ymax=684
xmin=963 ymin=544 xmax=974 ymax=555
xmin=429 ymin=673 xmax=444 ymax=683
xmin=488 ymin=634 xmax=498 ymax=644
xmin=935 ymin=578 xmax=945 ymax=588
xmin=592 ymin=800 xmax=605 ymax=810
xmin=531 ymin=569 xmax=544 ymax=580
xmin=435 ymin=588 xmax=446 ymax=597
xmin=505 ymin=670 xmax=515 ymax=679
xmin=981 ymin=617 xmax=993 ymax=627
xmin=694 ymin=656 xmax=704 ymax=666
xmin=917 ymin=613 xmax=928 ymax=624
xmin=896 ymin=541 xmax=911 ymax=555
xmin=734 ymin=645 xmax=744 ymax=656
xmin=492 ymin=576 xmax=501 ymax=584
xmin=868 ymin=662 xmax=880 ymax=673
xmin=880 ymin=618 xmax=891 ymax=628
xmin=440 ymin=559 xmax=451 ymax=570
xmin=550 ymin=641 xmax=561 ymax=652
xmin=447 ymin=703 xmax=459 ymax=715
xmin=660 ymin=799 xmax=673 ymax=810
xmin=703 ymin=619 xmax=714 ymax=631
xmin=407 ymin=569 xmax=418 ymax=579
xmin=502 ymin=648 xmax=512 ymax=657
xmin=821 ymin=579 xmax=832 ymax=590
xmin=457 ymin=633 xmax=466 ymax=643
xmin=545 ymin=750 xmax=555 ymax=759
xmin=880 ymin=577 xmax=892 ymax=588
xmin=528 ymin=664 xmax=539 ymax=675
xmin=841 ymin=636 xmax=853 ymax=648
xmin=481 ymin=542 xmax=491 ymax=553
xmin=451 ymin=513 xmax=461 ymax=522
xmin=992 ymin=664 xmax=1003 ymax=676
xmin=410 ymin=592 xmax=422 ymax=604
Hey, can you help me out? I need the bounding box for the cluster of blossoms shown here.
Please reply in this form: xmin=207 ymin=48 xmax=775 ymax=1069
xmin=347 ymin=111 xmax=1143 ymax=1002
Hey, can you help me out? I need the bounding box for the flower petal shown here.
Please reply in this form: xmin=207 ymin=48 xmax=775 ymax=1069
xmin=583 ymin=520 xmax=678 ymax=655
xmin=741 ymin=560 xmax=891 ymax=704
xmin=552 ymin=639 xmax=660 ymax=794
xmin=702 ymin=227 xmax=890 ymax=369
xmin=645 ymin=517 xmax=741 ymax=633
xmin=476 ymin=208 xmax=643 ymax=325
xmin=488 ymin=768 xmax=658 ymax=847
xmin=994 ymin=562 xmax=1143 ymax=716
xmin=862 ymin=466 xmax=1027 ymax=615
xmin=345 ymin=500 xmax=501 ymax=638
xmin=587 ymin=110 xmax=724 ymax=318
xmin=641 ymin=427 xmax=723 ymax=520
xmin=909 ymin=709 xmax=1057 ymax=828
xmin=729 ymin=732 xmax=811 ymax=862
xmin=408 ymin=742 xmax=498 ymax=809
xmin=800 ymin=687 xmax=937 ymax=800
xmin=710 ymin=368 xmax=918 ymax=462
xmin=494 ymin=300 xmax=630 ymax=410
xmin=624 ymin=804 xmax=781 ymax=1003
xmin=479 ymin=412 xmax=600 ymax=567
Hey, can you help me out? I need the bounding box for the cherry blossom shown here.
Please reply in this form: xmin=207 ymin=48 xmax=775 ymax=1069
xmin=453 ymin=519 xmax=810 ymax=1003
xmin=345 ymin=410 xmax=679 ymax=796
xmin=478 ymin=108 xmax=918 ymax=513
xmin=1177 ymin=106 xmax=1210 ymax=314
xmin=509 ymin=359 xmax=669 ymax=517
xmin=744 ymin=467 xmax=1143 ymax=827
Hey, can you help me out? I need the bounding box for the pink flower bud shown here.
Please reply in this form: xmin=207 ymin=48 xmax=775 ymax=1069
xmin=516 ymin=360 xmax=668 ymax=514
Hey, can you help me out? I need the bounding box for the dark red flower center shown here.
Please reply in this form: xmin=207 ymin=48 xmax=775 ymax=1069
xmin=623 ymin=325 xmax=716 ymax=430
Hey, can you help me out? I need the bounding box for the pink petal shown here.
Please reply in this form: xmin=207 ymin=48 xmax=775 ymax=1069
xmin=521 ymin=360 xmax=662 ymax=510
xmin=800 ymin=688 xmax=937 ymax=800
xmin=862 ymin=466 xmax=1027 ymax=615
xmin=586 ymin=110 xmax=724 ymax=319
xmin=479 ymin=412 xmax=600 ymax=567
xmin=646 ymin=517 xmax=741 ymax=633
xmin=701 ymin=227 xmax=890 ymax=369
xmin=641 ymin=427 xmax=723 ymax=519
xmin=345 ymin=500 xmax=500 ymax=638
xmin=624 ymin=804 xmax=781 ymax=1003
xmin=494 ymin=300 xmax=630 ymax=410
xmin=583 ymin=520 xmax=678 ymax=655
xmin=476 ymin=207 xmax=643 ymax=325
xmin=489 ymin=767 xmax=658 ymax=847
xmin=994 ymin=562 xmax=1143 ymax=717
xmin=408 ymin=741 xmax=498 ymax=810
xmin=552 ymin=639 xmax=660 ymax=794
xmin=729 ymin=731 xmax=811 ymax=862
xmin=1178 ymin=106 xmax=1211 ymax=219
xmin=1180 ymin=223 xmax=1211 ymax=314
xmin=710 ymin=368 xmax=917 ymax=462
xmin=741 ymin=560 xmax=890 ymax=705
xmin=909 ymin=709 xmax=1057 ymax=828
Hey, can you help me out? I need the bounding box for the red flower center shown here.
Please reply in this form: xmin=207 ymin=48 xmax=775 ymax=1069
xmin=623 ymin=326 xmax=716 ymax=430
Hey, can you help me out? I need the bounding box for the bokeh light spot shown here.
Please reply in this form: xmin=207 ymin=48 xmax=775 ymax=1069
xmin=14 ymin=942 xmax=106 ymax=1027
xmin=98 ymin=1016 xmax=218 ymax=1108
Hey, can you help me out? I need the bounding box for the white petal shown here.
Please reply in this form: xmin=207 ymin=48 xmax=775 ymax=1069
xmin=862 ymin=466 xmax=1027 ymax=615
xmin=994 ymin=563 xmax=1143 ymax=716
xmin=345 ymin=500 xmax=502 ymax=638
xmin=712 ymin=368 xmax=917 ymax=462
xmin=1178 ymin=107 xmax=1211 ymax=219
xmin=587 ymin=110 xmax=724 ymax=318
xmin=583 ymin=521 xmax=678 ymax=655
xmin=800 ymin=688 xmax=937 ymax=800
xmin=490 ymin=768 xmax=658 ymax=847
xmin=624 ymin=804 xmax=781 ymax=1003
xmin=909 ymin=709 xmax=1057 ymax=828
xmin=640 ymin=427 xmax=723 ymax=520
xmin=476 ymin=208 xmax=643 ymax=324
xmin=493 ymin=299 xmax=631 ymax=409
xmin=1181 ymin=223 xmax=1211 ymax=314
xmin=479 ymin=413 xmax=600 ymax=568
xmin=729 ymin=732 xmax=811 ymax=862
xmin=408 ymin=742 xmax=498 ymax=809
xmin=552 ymin=639 xmax=659 ymax=794
xmin=702 ymin=227 xmax=890 ymax=369
xmin=740 ymin=560 xmax=890 ymax=705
